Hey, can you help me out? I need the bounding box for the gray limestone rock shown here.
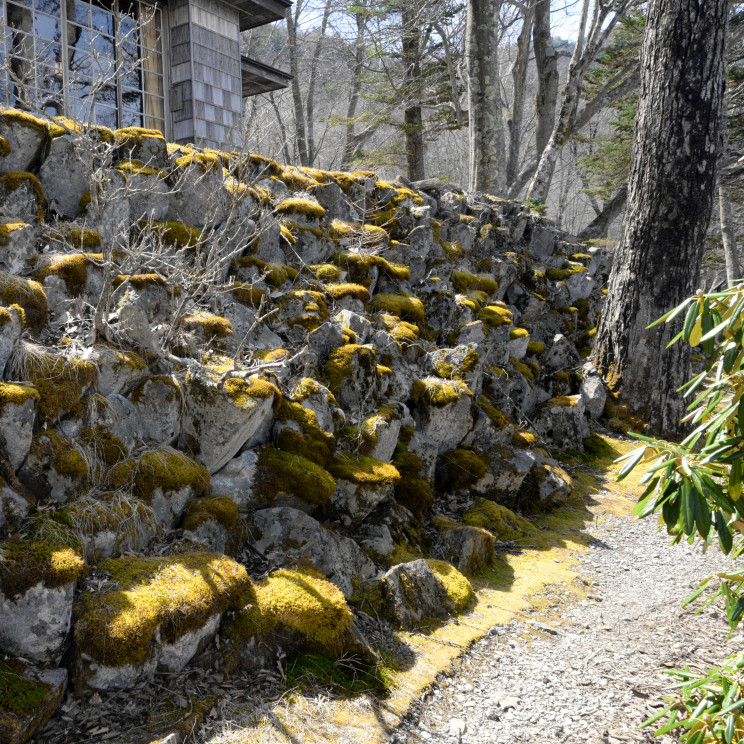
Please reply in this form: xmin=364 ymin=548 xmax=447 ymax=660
xmin=127 ymin=375 xmax=182 ymax=446
xmin=0 ymin=389 xmax=36 ymax=471
xmin=0 ymin=483 xmax=30 ymax=537
xmin=0 ymin=305 xmax=23 ymax=378
xmin=533 ymin=395 xmax=590 ymax=451
xmin=0 ymin=174 xmax=45 ymax=224
xmin=210 ymin=450 xmax=259 ymax=512
xmin=0 ymin=113 xmax=48 ymax=174
xmin=381 ymin=559 xmax=453 ymax=629
xmin=38 ymin=135 xmax=90 ymax=218
xmin=251 ymin=506 xmax=376 ymax=598
xmin=0 ymin=580 xmax=75 ymax=663
xmin=19 ymin=431 xmax=88 ymax=504
xmin=543 ymin=333 xmax=581 ymax=372
xmin=580 ymin=367 xmax=608 ymax=420
xmin=0 ymin=222 xmax=39 ymax=275
xmin=433 ymin=519 xmax=495 ymax=574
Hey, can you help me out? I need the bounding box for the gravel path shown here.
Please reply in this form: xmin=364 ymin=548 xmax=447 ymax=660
xmin=391 ymin=509 xmax=739 ymax=744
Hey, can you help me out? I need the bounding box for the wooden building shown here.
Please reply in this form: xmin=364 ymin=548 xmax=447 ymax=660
xmin=0 ymin=0 xmax=290 ymax=148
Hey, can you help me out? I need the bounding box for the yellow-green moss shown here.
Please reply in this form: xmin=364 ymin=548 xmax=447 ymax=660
xmin=75 ymin=552 xmax=248 ymax=667
xmin=235 ymin=256 xmax=298 ymax=288
xmin=324 ymin=344 xmax=376 ymax=396
xmin=0 ymin=654 xmax=53 ymax=716
xmin=0 ymin=222 xmax=27 ymax=247
xmin=47 ymin=116 xmax=114 ymax=142
xmin=275 ymin=398 xmax=335 ymax=466
xmin=411 ymin=378 xmax=472 ymax=408
xmin=231 ymin=282 xmax=266 ymax=308
xmin=226 ymin=566 xmax=352 ymax=654
xmin=333 ymin=252 xmax=410 ymax=282
xmin=325 ymin=282 xmax=370 ymax=302
xmin=370 ymin=293 xmax=424 ymax=323
xmin=0 ymin=136 xmax=9 ymax=159
xmin=141 ymin=220 xmax=202 ymax=247
xmin=549 ymin=395 xmax=581 ymax=407
xmin=34 ymin=253 xmax=102 ymax=295
xmin=182 ymin=312 xmax=233 ymax=338
xmin=0 ymin=541 xmax=85 ymax=599
xmin=479 ymin=304 xmax=513 ymax=328
xmin=329 ymin=220 xmax=388 ymax=247
xmin=451 ymin=271 xmax=498 ymax=295
xmin=463 ymin=498 xmax=534 ymax=540
xmin=0 ymin=109 xmax=51 ymax=135
xmin=275 ymin=198 xmax=326 ymax=220
xmin=107 ymin=448 xmax=209 ymax=503
xmin=182 ymin=495 xmax=239 ymax=533
xmin=527 ymin=340 xmax=545 ymax=355
xmin=312 ymin=264 xmax=341 ymax=282
xmin=436 ymin=448 xmax=487 ymax=492
xmin=50 ymin=225 xmax=101 ymax=251
xmin=327 ymin=451 xmax=400 ymax=486
xmin=425 ymin=559 xmax=474 ymax=611
xmin=512 ymin=429 xmax=539 ymax=448
xmin=0 ymin=381 xmax=39 ymax=410
xmin=475 ymin=396 xmax=511 ymax=429
xmin=112 ymin=273 xmax=166 ymax=291
xmin=509 ymin=328 xmax=529 ymax=340
xmin=256 ymin=447 xmax=336 ymax=507
xmin=18 ymin=349 xmax=96 ymax=423
xmin=0 ymin=171 xmax=46 ymax=220
xmin=433 ymin=350 xmax=480 ymax=381
xmin=381 ymin=313 xmax=419 ymax=346
xmin=113 ymin=126 xmax=165 ymax=147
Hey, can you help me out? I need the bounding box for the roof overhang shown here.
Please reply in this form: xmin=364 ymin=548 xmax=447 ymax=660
xmin=241 ymin=55 xmax=291 ymax=96
xmin=226 ymin=0 xmax=291 ymax=31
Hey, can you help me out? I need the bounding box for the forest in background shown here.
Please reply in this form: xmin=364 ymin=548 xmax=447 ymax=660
xmin=239 ymin=0 xmax=744 ymax=282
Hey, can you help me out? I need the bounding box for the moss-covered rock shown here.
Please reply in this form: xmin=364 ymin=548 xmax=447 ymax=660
xmin=0 ymin=273 xmax=48 ymax=332
xmin=324 ymin=344 xmax=377 ymax=408
xmin=463 ymin=498 xmax=535 ymax=540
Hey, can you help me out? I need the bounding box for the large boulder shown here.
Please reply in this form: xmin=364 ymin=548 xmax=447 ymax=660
xmin=38 ymin=135 xmax=90 ymax=218
xmin=0 ymin=172 xmax=46 ymax=224
xmin=533 ymin=395 xmax=590 ymax=451
xmin=324 ymin=344 xmax=377 ymax=409
xmin=0 ymin=383 xmax=38 ymax=470
xmin=431 ymin=518 xmax=495 ymax=574
xmin=0 ymin=110 xmax=49 ymax=174
xmin=250 ymin=507 xmax=376 ymax=599
xmin=180 ymin=375 xmax=278 ymax=473
xmin=0 ymin=542 xmax=85 ymax=664
xmin=73 ymin=552 xmax=248 ymax=690
xmin=127 ymin=375 xmax=182 ymax=445
xmin=0 ymin=222 xmax=39 ymax=275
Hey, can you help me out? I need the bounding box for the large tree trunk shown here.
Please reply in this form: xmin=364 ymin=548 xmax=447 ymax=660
xmin=305 ymin=0 xmax=332 ymax=167
xmin=466 ymin=0 xmax=506 ymax=193
xmin=532 ymin=0 xmax=558 ymax=159
xmin=593 ymin=0 xmax=728 ymax=438
xmin=402 ymin=3 xmax=426 ymax=181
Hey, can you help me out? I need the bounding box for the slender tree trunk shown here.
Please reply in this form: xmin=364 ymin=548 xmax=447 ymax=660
xmin=341 ymin=13 xmax=368 ymax=170
xmin=286 ymin=9 xmax=310 ymax=167
xmin=593 ymin=0 xmax=728 ymax=438
xmin=577 ymin=186 xmax=628 ymax=241
xmin=402 ymin=2 xmax=426 ymax=181
xmin=305 ymin=0 xmax=332 ymax=166
xmin=506 ymin=0 xmax=533 ymax=188
xmin=532 ymin=0 xmax=558 ymax=159
xmin=720 ymin=181 xmax=740 ymax=287
xmin=466 ymin=0 xmax=506 ymax=193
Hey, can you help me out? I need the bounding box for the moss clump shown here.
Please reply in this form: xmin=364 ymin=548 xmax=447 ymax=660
xmin=0 ymin=654 xmax=53 ymax=716
xmin=75 ymin=552 xmax=248 ymax=668
xmin=275 ymin=398 xmax=335 ymax=466
xmin=527 ymin=340 xmax=545 ymax=355
xmin=107 ymin=448 xmax=209 ymax=503
xmin=275 ymin=198 xmax=326 ymax=220
xmin=311 ymin=264 xmax=340 ymax=282
xmin=324 ymin=344 xmax=376 ymax=396
xmin=475 ymin=396 xmax=511 ymax=428
xmin=141 ymin=220 xmax=202 ymax=247
xmin=332 ymin=251 xmax=410 ymax=283
xmin=479 ymin=304 xmax=513 ymax=328
xmin=380 ymin=313 xmax=418 ymax=346
xmin=436 ymin=448 xmax=487 ymax=492
xmin=0 ymin=108 xmax=51 ymax=134
xmin=174 ymin=151 xmax=223 ymax=173
xmin=411 ymin=378 xmax=472 ymax=408
xmin=509 ymin=328 xmax=529 ymax=340
xmin=235 ymin=256 xmax=298 ymax=289
xmin=113 ymin=126 xmax=165 ymax=147
xmin=0 ymin=136 xmax=9 ymax=159
xmin=433 ymin=350 xmax=480 ymax=381
xmin=50 ymin=225 xmax=101 ymax=250
xmin=0 ymin=541 xmax=85 ymax=599
xmin=0 ymin=381 xmax=39 ymax=410
xmin=34 ymin=253 xmax=102 ymax=295
xmin=442 ymin=240 xmax=465 ymax=260
xmin=546 ymin=265 xmax=586 ymax=282
xmin=463 ymin=498 xmax=534 ymax=540
xmin=182 ymin=495 xmax=239 ymax=533
xmin=256 ymin=447 xmax=336 ymax=507
xmin=325 ymin=283 xmax=370 ymax=302
xmin=115 ymin=159 xmax=166 ymax=178
xmin=327 ymin=451 xmax=400 ymax=486
xmin=227 ymin=565 xmax=352 ymax=652
xmin=0 ymin=274 xmax=47 ymax=332
xmin=451 ymin=271 xmax=499 ymax=295
xmin=0 ymin=222 xmax=27 ymax=247
xmin=0 ymin=172 xmax=46 ymax=220
xmin=30 ymin=429 xmax=88 ymax=483
xmin=78 ymin=425 xmax=128 ymax=470
xmin=425 ymin=559 xmax=474 ymax=611
xmin=112 ymin=273 xmax=166 ymax=291
xmin=329 ymin=220 xmax=388 ymax=247
xmin=230 ymin=282 xmax=266 ymax=308
xmin=182 ymin=313 xmax=233 ymax=338
xmin=223 ymin=376 xmax=281 ymax=410
xmin=549 ymin=395 xmax=580 ymax=408
xmin=16 ymin=348 xmax=96 ymax=423
xmin=370 ymin=293 xmax=424 ymax=323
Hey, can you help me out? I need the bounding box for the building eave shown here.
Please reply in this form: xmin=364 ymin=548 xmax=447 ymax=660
xmin=241 ymin=55 xmax=291 ymax=96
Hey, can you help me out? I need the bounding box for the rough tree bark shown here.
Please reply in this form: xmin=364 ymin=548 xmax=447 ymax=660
xmin=532 ymin=0 xmax=558 ymax=160
xmin=593 ymin=0 xmax=728 ymax=438
xmin=402 ymin=1 xmax=426 ymax=181
xmin=577 ymin=186 xmax=628 ymax=241
xmin=466 ymin=0 xmax=506 ymax=193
